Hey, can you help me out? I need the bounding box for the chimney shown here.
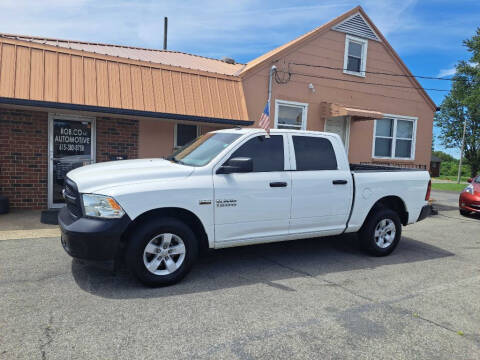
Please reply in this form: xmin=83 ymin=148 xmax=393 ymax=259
xmin=163 ymin=17 xmax=168 ymax=50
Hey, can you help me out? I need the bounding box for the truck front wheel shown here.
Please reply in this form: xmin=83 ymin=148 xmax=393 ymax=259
xmin=359 ymin=208 xmax=402 ymax=256
xmin=126 ymin=218 xmax=198 ymax=286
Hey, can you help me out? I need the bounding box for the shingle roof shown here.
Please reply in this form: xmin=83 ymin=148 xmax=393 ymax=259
xmin=0 ymin=33 xmax=245 ymax=76
xmin=430 ymin=155 xmax=443 ymax=163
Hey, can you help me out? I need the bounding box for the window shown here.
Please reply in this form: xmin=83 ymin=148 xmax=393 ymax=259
xmin=169 ymin=132 xmax=240 ymax=167
xmin=373 ymin=116 xmax=416 ymax=159
xmin=175 ymin=124 xmax=199 ymax=148
xmin=275 ymin=100 xmax=308 ymax=130
xmin=229 ymin=135 xmax=284 ymax=172
xmin=343 ymin=35 xmax=368 ymax=76
xmin=293 ymin=136 xmax=337 ymax=171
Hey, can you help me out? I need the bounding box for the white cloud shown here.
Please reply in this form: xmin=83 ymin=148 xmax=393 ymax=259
xmin=437 ymin=67 xmax=456 ymax=77
xmin=0 ymin=0 xmax=476 ymax=62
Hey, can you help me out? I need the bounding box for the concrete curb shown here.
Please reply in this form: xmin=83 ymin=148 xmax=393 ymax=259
xmin=0 ymin=228 xmax=60 ymax=241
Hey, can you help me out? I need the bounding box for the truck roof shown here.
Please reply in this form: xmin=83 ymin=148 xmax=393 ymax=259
xmin=213 ymin=127 xmax=338 ymax=137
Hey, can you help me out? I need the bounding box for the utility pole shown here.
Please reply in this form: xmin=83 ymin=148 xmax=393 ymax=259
xmin=163 ymin=17 xmax=168 ymax=50
xmin=457 ymin=117 xmax=467 ymax=183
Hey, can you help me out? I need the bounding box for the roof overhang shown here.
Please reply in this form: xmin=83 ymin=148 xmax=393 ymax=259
xmin=320 ymin=102 xmax=383 ymax=120
xmin=0 ymin=37 xmax=250 ymax=124
xmin=0 ymin=97 xmax=253 ymax=126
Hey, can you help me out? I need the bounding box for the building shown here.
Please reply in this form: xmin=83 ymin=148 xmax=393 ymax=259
xmin=430 ymin=155 xmax=443 ymax=177
xmin=0 ymin=6 xmax=435 ymax=210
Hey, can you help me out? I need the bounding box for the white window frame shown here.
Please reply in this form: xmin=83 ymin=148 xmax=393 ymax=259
xmin=274 ymin=99 xmax=308 ymax=130
xmin=343 ymin=35 xmax=368 ymax=77
xmin=372 ymin=114 xmax=417 ymax=160
xmin=174 ymin=123 xmax=200 ymax=149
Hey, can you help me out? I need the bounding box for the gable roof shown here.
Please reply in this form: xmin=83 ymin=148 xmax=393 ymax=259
xmin=0 ymin=33 xmax=244 ymax=76
xmin=239 ymin=6 xmax=436 ymax=111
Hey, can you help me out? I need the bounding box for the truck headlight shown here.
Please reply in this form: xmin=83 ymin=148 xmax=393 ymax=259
xmin=82 ymin=194 xmax=125 ymax=218
xmin=463 ymin=185 xmax=474 ymax=195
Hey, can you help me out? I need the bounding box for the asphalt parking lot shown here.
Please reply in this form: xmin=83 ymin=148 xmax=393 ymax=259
xmin=1 ymin=190 xmax=479 ymax=359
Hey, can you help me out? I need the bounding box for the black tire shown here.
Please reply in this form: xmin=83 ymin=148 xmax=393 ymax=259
xmin=359 ymin=207 xmax=402 ymax=256
xmin=126 ymin=217 xmax=198 ymax=286
xmin=459 ymin=209 xmax=470 ymax=216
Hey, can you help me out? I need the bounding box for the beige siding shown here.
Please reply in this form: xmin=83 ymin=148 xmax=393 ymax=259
xmin=14 ymin=46 xmax=30 ymax=99
xmin=30 ymin=49 xmax=44 ymax=100
xmin=242 ymin=29 xmax=435 ymax=167
xmin=0 ymin=37 xmax=249 ymax=122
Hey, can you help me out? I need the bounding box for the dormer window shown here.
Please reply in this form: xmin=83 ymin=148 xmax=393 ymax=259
xmin=343 ymin=35 xmax=368 ymax=77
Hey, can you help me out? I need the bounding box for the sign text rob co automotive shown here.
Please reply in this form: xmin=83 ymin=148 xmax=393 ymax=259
xmin=53 ymin=120 xmax=92 ymax=156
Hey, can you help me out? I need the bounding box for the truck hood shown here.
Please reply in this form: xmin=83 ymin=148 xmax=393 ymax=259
xmin=67 ymin=158 xmax=194 ymax=194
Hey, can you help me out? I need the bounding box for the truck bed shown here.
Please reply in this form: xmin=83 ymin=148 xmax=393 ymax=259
xmin=350 ymin=163 xmax=425 ymax=172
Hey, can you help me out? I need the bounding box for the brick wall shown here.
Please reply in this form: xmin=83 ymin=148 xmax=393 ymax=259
xmin=96 ymin=117 xmax=138 ymax=162
xmin=0 ymin=108 xmax=48 ymax=209
xmin=0 ymin=108 xmax=139 ymax=209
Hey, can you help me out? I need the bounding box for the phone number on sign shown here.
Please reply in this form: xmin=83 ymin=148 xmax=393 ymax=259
xmin=58 ymin=144 xmax=85 ymax=152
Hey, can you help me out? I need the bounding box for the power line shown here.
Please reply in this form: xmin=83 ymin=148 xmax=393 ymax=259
xmin=290 ymin=62 xmax=454 ymax=81
xmin=286 ymin=71 xmax=450 ymax=92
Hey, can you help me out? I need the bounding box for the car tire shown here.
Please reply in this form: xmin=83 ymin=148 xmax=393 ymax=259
xmin=126 ymin=217 xmax=199 ymax=287
xmin=459 ymin=209 xmax=470 ymax=216
xmin=359 ymin=207 xmax=402 ymax=256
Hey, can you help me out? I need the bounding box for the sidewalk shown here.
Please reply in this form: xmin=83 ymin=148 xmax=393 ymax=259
xmin=0 ymin=210 xmax=60 ymax=240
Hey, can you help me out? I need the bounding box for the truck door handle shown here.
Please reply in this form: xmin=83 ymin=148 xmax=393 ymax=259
xmin=332 ymin=179 xmax=348 ymax=185
xmin=270 ymin=182 xmax=287 ymax=187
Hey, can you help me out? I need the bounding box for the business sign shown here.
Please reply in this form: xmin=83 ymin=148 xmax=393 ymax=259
xmin=53 ymin=120 xmax=92 ymax=157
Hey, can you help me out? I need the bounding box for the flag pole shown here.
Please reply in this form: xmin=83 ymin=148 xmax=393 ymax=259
xmin=266 ymin=65 xmax=277 ymax=136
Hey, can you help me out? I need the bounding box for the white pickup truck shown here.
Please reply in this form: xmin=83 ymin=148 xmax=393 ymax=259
xmin=59 ymin=128 xmax=432 ymax=286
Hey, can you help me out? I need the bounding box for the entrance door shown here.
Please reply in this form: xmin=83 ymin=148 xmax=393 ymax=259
xmin=213 ymin=134 xmax=292 ymax=245
xmin=324 ymin=116 xmax=350 ymax=153
xmin=48 ymin=114 xmax=95 ymax=208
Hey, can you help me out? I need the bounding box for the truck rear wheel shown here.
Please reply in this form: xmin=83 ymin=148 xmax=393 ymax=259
xmin=359 ymin=208 xmax=401 ymax=256
xmin=126 ymin=217 xmax=198 ymax=286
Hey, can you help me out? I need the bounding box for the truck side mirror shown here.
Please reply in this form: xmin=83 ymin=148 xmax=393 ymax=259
xmin=217 ymin=157 xmax=253 ymax=174
xmin=467 ymin=178 xmax=473 ymax=183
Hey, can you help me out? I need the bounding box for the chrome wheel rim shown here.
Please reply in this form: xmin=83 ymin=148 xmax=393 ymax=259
xmin=143 ymin=233 xmax=186 ymax=275
xmin=374 ymin=218 xmax=396 ymax=249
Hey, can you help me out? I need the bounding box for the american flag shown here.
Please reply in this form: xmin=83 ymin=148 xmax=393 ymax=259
xmin=258 ymin=101 xmax=270 ymax=135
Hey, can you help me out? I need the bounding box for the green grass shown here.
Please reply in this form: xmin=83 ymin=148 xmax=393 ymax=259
xmin=431 ymin=182 xmax=467 ymax=192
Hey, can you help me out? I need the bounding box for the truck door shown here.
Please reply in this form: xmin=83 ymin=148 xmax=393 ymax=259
xmin=288 ymin=134 xmax=353 ymax=235
xmin=213 ymin=134 xmax=291 ymax=245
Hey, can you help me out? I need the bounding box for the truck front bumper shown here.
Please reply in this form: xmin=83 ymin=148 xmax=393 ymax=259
xmin=417 ymin=204 xmax=432 ymax=222
xmin=59 ymin=206 xmax=131 ymax=261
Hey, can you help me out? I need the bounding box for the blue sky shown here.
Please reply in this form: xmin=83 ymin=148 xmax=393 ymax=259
xmin=1 ymin=0 xmax=478 ymax=157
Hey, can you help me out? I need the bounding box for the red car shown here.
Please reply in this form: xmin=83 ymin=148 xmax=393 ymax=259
xmin=459 ymin=176 xmax=480 ymax=216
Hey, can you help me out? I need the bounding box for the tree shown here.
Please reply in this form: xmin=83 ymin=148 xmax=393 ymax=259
xmin=435 ymin=28 xmax=480 ymax=177
xmin=432 ymin=150 xmax=457 ymax=162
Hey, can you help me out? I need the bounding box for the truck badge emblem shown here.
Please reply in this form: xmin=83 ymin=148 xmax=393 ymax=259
xmin=216 ymin=199 xmax=237 ymax=208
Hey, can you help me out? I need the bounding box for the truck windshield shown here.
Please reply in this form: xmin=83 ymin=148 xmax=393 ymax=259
xmin=167 ymin=132 xmax=241 ymax=167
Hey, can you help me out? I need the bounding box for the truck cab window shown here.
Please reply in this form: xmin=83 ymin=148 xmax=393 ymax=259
xmin=293 ymin=136 xmax=337 ymax=171
xmin=230 ymin=135 xmax=284 ymax=172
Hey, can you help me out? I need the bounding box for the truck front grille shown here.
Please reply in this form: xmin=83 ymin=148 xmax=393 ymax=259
xmin=64 ymin=178 xmax=82 ymax=218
